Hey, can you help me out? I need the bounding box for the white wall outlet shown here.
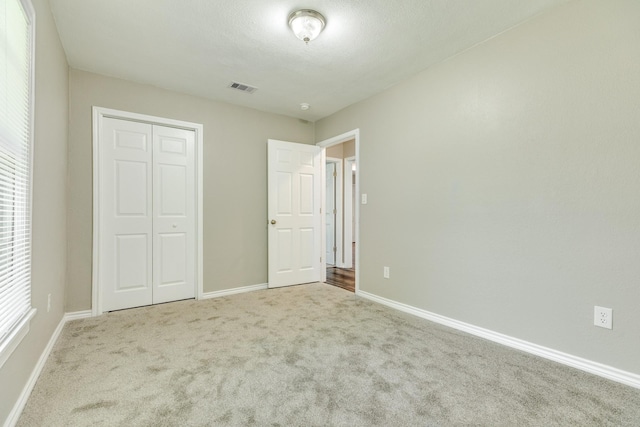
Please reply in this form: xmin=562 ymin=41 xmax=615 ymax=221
xmin=594 ymin=306 xmax=612 ymax=329
xmin=361 ymin=193 xmax=368 ymax=204
xmin=47 ymin=294 xmax=51 ymax=313
xmin=383 ymin=266 xmax=390 ymax=279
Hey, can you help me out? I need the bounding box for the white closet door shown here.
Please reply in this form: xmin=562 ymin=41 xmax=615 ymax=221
xmin=152 ymin=125 xmax=196 ymax=304
xmin=99 ymin=119 xmax=196 ymax=311
xmin=100 ymin=118 xmax=154 ymax=311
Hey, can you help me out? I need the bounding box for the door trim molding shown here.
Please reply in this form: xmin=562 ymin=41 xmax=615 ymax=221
xmin=343 ymin=156 xmax=356 ymax=269
xmin=316 ymin=129 xmax=360 ymax=291
xmin=91 ymin=107 xmax=204 ymax=316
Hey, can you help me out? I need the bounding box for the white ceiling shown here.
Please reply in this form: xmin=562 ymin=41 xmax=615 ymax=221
xmin=50 ymin=0 xmax=568 ymax=122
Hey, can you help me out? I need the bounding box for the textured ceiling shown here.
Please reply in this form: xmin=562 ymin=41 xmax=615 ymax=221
xmin=49 ymin=0 xmax=569 ymax=121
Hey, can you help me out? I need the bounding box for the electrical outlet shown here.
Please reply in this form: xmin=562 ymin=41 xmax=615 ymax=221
xmin=47 ymin=294 xmax=51 ymax=313
xmin=383 ymin=266 xmax=390 ymax=279
xmin=361 ymin=194 xmax=368 ymax=204
xmin=594 ymin=306 xmax=612 ymax=329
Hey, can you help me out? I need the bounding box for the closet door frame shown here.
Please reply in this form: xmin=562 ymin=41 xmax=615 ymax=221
xmin=91 ymin=107 xmax=204 ymax=316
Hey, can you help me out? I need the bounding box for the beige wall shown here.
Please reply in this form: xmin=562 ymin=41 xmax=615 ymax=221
xmin=316 ymin=0 xmax=640 ymax=374
xmin=66 ymin=70 xmax=315 ymax=311
xmin=326 ymin=143 xmax=343 ymax=159
xmin=343 ymin=139 xmax=355 ymax=159
xmin=0 ymin=0 xmax=69 ymax=422
xmin=325 ymin=139 xmax=355 ymax=160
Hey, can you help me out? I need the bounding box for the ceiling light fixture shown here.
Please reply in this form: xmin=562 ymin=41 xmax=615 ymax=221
xmin=288 ymin=9 xmax=325 ymax=44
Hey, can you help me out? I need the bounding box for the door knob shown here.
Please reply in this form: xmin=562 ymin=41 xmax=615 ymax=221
xmin=172 ymin=224 xmax=177 ymax=228
xmin=270 ymin=219 xmax=277 ymax=225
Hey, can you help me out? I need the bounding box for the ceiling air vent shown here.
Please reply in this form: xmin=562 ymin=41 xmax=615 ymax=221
xmin=228 ymin=81 xmax=258 ymax=94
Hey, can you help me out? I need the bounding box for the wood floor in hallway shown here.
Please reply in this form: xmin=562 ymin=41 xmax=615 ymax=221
xmin=326 ymin=267 xmax=355 ymax=292
xmin=326 ymin=243 xmax=355 ymax=293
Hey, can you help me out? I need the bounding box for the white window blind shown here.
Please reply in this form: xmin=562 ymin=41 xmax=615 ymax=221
xmin=0 ymin=0 xmax=35 ymax=363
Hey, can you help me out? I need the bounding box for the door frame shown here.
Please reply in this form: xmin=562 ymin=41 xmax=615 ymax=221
xmin=343 ymin=156 xmax=356 ymax=269
xmin=91 ymin=107 xmax=204 ymax=316
xmin=325 ymin=157 xmax=343 ymax=267
xmin=317 ymin=129 xmax=360 ymax=290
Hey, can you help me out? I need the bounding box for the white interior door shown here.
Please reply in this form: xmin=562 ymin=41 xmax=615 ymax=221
xmin=152 ymin=125 xmax=196 ymax=304
xmin=325 ymin=162 xmax=336 ymax=265
xmin=99 ymin=118 xmax=196 ymax=311
xmin=268 ymin=139 xmax=321 ymax=288
xmin=100 ymin=118 xmax=154 ymax=311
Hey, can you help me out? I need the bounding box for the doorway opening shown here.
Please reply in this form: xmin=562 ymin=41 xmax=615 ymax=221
xmin=318 ymin=130 xmax=359 ymax=293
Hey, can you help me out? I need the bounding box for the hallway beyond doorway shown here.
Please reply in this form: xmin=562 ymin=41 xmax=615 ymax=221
xmin=326 ymin=243 xmax=355 ymax=292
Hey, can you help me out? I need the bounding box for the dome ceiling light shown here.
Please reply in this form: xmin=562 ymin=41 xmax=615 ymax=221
xmin=288 ymin=9 xmax=326 ymax=44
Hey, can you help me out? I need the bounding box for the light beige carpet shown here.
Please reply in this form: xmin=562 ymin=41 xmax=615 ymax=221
xmin=18 ymin=283 xmax=640 ymax=426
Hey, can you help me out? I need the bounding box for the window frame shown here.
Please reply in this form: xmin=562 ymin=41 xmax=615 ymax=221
xmin=0 ymin=0 xmax=37 ymax=369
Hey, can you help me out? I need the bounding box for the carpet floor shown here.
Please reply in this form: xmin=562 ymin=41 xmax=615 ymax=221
xmin=18 ymin=283 xmax=640 ymax=426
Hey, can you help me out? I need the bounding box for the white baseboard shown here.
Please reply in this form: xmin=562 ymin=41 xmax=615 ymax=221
xmin=200 ymin=283 xmax=268 ymax=300
xmin=64 ymin=310 xmax=93 ymax=322
xmin=357 ymin=290 xmax=640 ymax=390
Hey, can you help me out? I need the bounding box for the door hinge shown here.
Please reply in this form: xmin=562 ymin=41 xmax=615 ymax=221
xmin=333 ymin=208 xmax=337 ymax=215
xmin=333 ymin=246 xmax=337 ymax=252
xmin=320 ymin=256 xmax=322 ymax=263
xmin=333 ymin=171 xmax=337 ymax=177
xmin=320 ymin=208 xmax=322 ymax=214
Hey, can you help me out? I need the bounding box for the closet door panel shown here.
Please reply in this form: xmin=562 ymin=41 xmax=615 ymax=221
xmin=152 ymin=125 xmax=196 ymax=304
xmin=100 ymin=118 xmax=154 ymax=311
